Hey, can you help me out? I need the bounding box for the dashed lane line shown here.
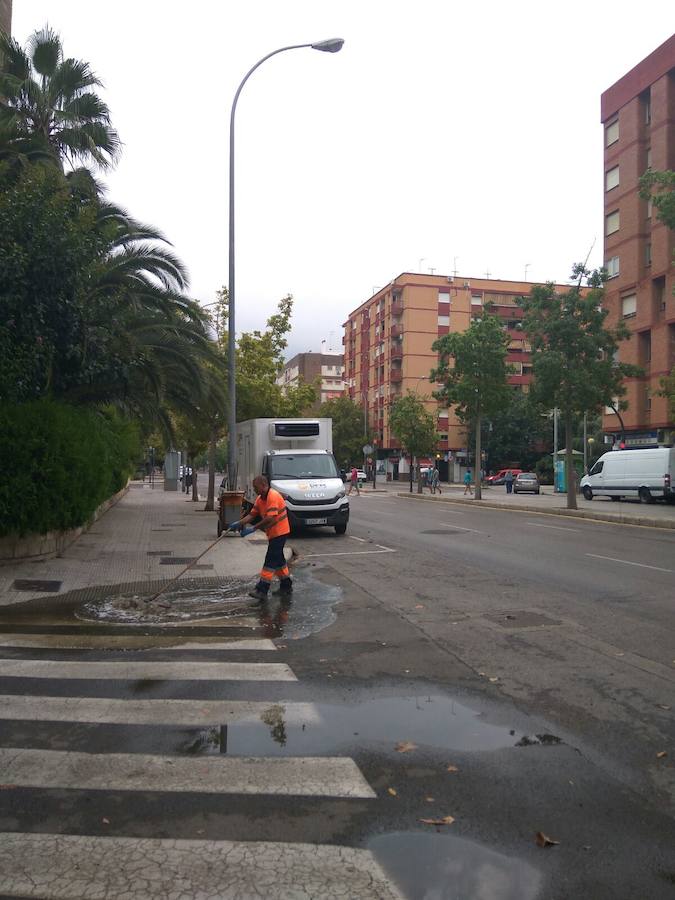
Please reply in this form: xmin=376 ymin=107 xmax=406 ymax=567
xmin=585 ymin=553 xmax=672 ymax=574
xmin=524 ymin=521 xmax=580 ymax=533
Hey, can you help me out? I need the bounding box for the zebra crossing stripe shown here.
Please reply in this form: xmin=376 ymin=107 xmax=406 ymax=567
xmin=0 ymin=748 xmax=377 ymax=798
xmin=0 ymin=659 xmax=296 ymax=681
xmin=0 ymin=636 xmax=276 ymax=650
xmin=0 ymin=833 xmax=403 ymax=899
xmin=0 ymin=695 xmax=319 ymax=726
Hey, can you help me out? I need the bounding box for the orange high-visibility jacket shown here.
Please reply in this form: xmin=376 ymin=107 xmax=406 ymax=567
xmin=252 ymin=487 xmax=290 ymax=539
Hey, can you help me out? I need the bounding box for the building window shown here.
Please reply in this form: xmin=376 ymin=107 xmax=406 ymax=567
xmin=646 ymin=147 xmax=652 ymax=169
xmin=605 ymin=210 xmax=620 ymax=235
xmin=471 ymin=294 xmax=482 ymax=307
xmin=646 ymin=197 xmax=652 ymax=219
xmin=645 ymin=241 xmax=652 ymax=267
xmin=643 ymin=90 xmax=651 ymax=125
xmin=645 ymin=388 xmax=652 ymax=412
xmin=621 ymin=294 xmax=637 ymax=318
xmin=438 ymin=291 xmax=450 ymax=303
xmin=605 ymin=256 xmax=620 ymax=278
xmin=605 ymin=166 xmax=619 ymax=191
xmin=437 ymin=315 xmax=450 ymax=326
xmin=605 ymin=118 xmax=619 ymax=147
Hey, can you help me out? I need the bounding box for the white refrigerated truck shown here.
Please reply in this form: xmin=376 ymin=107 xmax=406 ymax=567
xmin=235 ymin=418 xmax=350 ymax=534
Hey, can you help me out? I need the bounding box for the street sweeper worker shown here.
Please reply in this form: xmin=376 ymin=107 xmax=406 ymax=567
xmin=227 ymin=475 xmax=292 ymax=605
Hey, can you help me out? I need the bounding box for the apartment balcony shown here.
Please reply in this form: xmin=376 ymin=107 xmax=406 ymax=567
xmin=390 ymin=370 xmax=403 ymax=384
xmin=391 ymin=324 xmax=403 ymax=338
xmin=391 ymin=344 xmax=403 ymax=361
xmin=391 ymin=301 xmax=403 ymax=316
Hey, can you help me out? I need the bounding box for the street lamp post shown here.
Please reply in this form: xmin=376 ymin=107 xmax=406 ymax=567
xmin=227 ymin=38 xmax=344 ymax=489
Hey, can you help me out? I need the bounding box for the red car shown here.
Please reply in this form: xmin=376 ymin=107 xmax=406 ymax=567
xmin=486 ymin=468 xmax=523 ymax=485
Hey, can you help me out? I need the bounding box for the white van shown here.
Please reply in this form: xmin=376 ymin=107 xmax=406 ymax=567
xmin=579 ymin=448 xmax=675 ymax=503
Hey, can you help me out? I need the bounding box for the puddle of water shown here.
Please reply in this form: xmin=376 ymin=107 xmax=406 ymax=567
xmin=173 ymin=694 xmax=532 ymax=757
xmin=74 ymin=569 xmax=342 ymax=637
xmin=368 ymin=831 xmax=543 ymax=900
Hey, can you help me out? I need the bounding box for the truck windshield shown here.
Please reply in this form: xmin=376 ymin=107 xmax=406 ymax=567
xmin=268 ymin=454 xmax=340 ymax=479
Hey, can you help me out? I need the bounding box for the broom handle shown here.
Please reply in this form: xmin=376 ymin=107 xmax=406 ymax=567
xmin=147 ymin=533 xmax=227 ymax=603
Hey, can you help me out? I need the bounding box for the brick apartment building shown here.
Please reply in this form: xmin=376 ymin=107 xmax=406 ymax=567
xmin=277 ymin=351 xmax=345 ymax=411
xmin=343 ymin=273 xmax=570 ymax=481
xmin=601 ymin=34 xmax=675 ymax=447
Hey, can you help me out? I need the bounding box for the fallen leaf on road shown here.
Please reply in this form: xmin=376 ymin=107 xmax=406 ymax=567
xmin=489 ymin=677 xmax=499 ymax=683
xmin=102 ymin=818 xmax=110 ymax=825
xmin=425 ymin=796 xmax=435 ymax=802
xmin=658 ymin=705 xmax=671 ymax=710
xmin=535 ymin=831 xmax=559 ymax=848
xmin=446 ymin=765 xmax=459 ymax=773
xmin=197 ymin=829 xmax=205 ymax=835
xmin=395 ymin=741 xmax=418 ymax=753
xmin=419 ymin=816 xmax=455 ymax=826
xmin=656 ymin=751 xmax=668 ymax=759
xmin=478 ymin=671 xmax=485 ymax=677
xmin=387 ymin=787 xmax=398 ymax=797
xmin=414 ymin=604 xmax=425 ymax=609
xmin=276 ymin=644 xmax=287 ymax=649
xmin=0 ymin=784 xmax=17 ymax=790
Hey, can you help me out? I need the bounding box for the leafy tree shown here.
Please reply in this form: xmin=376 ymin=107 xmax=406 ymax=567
xmin=639 ymin=169 xmax=675 ymax=230
xmin=319 ymin=396 xmax=366 ymax=468
xmin=432 ymin=313 xmax=512 ymax=499
xmin=521 ymin=264 xmax=639 ymax=509
xmin=0 ymin=26 xmax=119 ymax=171
xmin=389 ymin=393 xmax=437 ymax=493
xmin=480 ymin=391 xmax=550 ymax=472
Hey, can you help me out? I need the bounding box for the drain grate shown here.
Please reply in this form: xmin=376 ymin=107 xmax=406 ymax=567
xmin=191 ymin=564 xmax=214 ymax=570
xmin=484 ymin=610 xmax=561 ymax=629
xmin=12 ymin=579 xmax=62 ymax=593
xmin=160 ymin=557 xmax=197 ymax=565
xmin=147 ymin=551 xmax=172 ymax=556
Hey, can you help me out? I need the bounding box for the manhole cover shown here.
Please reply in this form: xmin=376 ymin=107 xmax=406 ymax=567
xmin=12 ymin=579 xmax=63 ymax=593
xmin=484 ymin=611 xmax=561 ymax=629
xmin=160 ymin=557 xmax=197 ymax=565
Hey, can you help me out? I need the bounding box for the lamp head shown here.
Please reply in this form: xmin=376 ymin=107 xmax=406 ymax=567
xmin=311 ymin=38 xmax=345 ymax=53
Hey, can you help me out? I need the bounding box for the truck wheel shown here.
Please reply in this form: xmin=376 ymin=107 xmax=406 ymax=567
xmin=582 ymin=486 xmax=593 ymax=501
xmin=638 ymin=487 xmax=653 ymax=504
xmin=334 ymin=523 xmax=347 ymax=535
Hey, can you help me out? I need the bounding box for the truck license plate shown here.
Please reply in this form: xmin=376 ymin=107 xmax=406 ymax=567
xmin=305 ymin=517 xmax=328 ymax=525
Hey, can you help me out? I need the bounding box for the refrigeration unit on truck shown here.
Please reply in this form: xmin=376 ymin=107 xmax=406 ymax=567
xmin=235 ymin=418 xmax=349 ymax=534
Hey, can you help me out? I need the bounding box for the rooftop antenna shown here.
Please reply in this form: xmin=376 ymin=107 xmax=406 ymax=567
xmin=452 ymin=256 xmax=459 ymax=277
xmin=429 ymin=267 xmax=436 ymax=275
xmin=418 ymin=257 xmax=426 ymax=272
xmin=484 ymin=267 xmax=492 ymax=279
xmin=524 ymin=263 xmax=531 ymax=281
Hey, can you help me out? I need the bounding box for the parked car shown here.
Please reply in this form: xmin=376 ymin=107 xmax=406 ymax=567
xmin=487 ymin=468 xmax=523 ymax=485
xmin=579 ymin=448 xmax=675 ymax=503
xmin=356 ymin=470 xmax=367 ymax=483
xmin=513 ymin=472 xmax=540 ymax=494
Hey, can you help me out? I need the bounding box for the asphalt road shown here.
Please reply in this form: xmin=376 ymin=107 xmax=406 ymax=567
xmin=2 ymin=488 xmax=675 ymax=899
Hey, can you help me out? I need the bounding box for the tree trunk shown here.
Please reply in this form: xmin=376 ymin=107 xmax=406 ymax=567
xmin=565 ymin=415 xmax=577 ymax=510
xmin=204 ymin=428 xmax=217 ymax=512
xmin=409 ymin=456 xmax=414 ymax=493
xmin=190 ymin=456 xmax=199 ymax=502
xmin=416 ymin=459 xmax=423 ymax=494
xmin=474 ymin=405 xmax=482 ymax=500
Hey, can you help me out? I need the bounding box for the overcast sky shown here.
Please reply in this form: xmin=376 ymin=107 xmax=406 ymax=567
xmin=13 ymin=2 xmax=674 ymax=358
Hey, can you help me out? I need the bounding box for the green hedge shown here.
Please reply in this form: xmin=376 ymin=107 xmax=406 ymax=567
xmin=0 ymin=401 xmax=140 ymax=536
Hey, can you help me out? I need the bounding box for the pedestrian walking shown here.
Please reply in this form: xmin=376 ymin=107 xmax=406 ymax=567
xmin=504 ymin=470 xmax=514 ymax=494
xmin=431 ymin=466 xmax=442 ymax=495
xmin=229 ymin=475 xmax=292 ymax=605
xmin=347 ymin=466 xmax=361 ymax=496
xmin=463 ymin=469 xmax=473 ymax=495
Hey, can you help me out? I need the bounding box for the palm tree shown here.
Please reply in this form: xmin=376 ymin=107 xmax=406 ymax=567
xmin=0 ymin=26 xmax=119 ymax=170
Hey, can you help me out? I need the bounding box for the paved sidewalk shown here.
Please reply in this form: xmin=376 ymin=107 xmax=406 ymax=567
xmin=0 ymin=482 xmax=267 ymax=607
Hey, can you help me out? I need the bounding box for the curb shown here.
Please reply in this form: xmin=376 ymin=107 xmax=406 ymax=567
xmin=396 ymin=492 xmax=675 ymax=530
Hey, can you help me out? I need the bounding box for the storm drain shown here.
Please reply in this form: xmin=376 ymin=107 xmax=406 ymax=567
xmin=160 ymin=557 xmax=197 ymax=565
xmin=484 ymin=610 xmax=561 ymax=629
xmin=147 ymin=551 xmax=172 ymax=556
xmin=12 ymin=580 xmax=63 ymax=593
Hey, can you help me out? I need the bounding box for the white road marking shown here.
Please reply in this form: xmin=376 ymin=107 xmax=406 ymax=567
xmin=0 ymin=637 xmax=276 ymax=651
xmin=0 ymin=660 xmax=297 ymax=681
xmin=301 ymin=546 xmax=396 ymax=559
xmin=525 ymin=521 xmax=580 ymax=533
xmin=0 ymin=748 xmax=376 ymax=798
xmin=0 ymin=834 xmax=403 ymax=900
xmin=0 ymin=696 xmax=319 ymax=726
xmin=439 ymin=523 xmax=487 ymax=535
xmin=586 ymin=554 xmax=672 ymax=573
xmin=349 ymin=536 xmax=368 ymax=542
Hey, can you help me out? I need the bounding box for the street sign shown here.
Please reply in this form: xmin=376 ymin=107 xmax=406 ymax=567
xmin=362 ymin=444 xmax=373 ymax=454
